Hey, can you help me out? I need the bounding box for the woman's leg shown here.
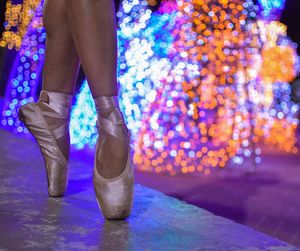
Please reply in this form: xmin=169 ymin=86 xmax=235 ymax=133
xmin=66 ymin=0 xmax=129 ymax=179
xmin=18 ymin=0 xmax=80 ymax=197
xmin=65 ymin=0 xmax=117 ymax=97
xmin=42 ymin=0 xmax=80 ymax=95
xmin=40 ymin=0 xmax=80 ymax=158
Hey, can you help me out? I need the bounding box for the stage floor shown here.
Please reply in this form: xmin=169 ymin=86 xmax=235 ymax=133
xmin=0 ymin=129 xmax=298 ymax=250
xmin=136 ymin=140 xmax=300 ymax=248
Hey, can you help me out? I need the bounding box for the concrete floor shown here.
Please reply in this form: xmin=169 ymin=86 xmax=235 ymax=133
xmin=0 ymin=129 xmax=299 ymax=251
xmin=136 ymin=144 xmax=300 ymax=247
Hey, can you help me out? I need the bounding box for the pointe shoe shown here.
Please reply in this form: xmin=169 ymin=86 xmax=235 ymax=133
xmin=93 ymin=96 xmax=134 ymax=220
xmin=18 ymin=90 xmax=72 ymax=197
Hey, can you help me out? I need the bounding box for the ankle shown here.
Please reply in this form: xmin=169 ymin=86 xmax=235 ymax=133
xmin=93 ymin=95 xmax=120 ymax=115
xmin=38 ymin=90 xmax=73 ymax=118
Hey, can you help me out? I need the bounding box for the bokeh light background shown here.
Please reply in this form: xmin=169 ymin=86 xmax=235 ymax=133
xmin=0 ymin=0 xmax=299 ymax=175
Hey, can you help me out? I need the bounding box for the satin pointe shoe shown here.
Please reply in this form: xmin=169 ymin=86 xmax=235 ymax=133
xmin=93 ymin=96 xmax=134 ymax=220
xmin=18 ymin=90 xmax=72 ymax=197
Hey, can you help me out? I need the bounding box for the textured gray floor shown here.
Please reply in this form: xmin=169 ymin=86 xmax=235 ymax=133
xmin=0 ymin=129 xmax=299 ymax=251
xmin=136 ymin=146 xmax=300 ymax=247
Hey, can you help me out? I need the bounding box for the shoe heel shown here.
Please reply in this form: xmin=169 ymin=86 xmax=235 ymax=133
xmin=18 ymin=103 xmax=33 ymax=124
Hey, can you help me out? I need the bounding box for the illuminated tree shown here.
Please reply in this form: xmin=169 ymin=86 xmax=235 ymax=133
xmin=1 ymin=0 xmax=298 ymax=175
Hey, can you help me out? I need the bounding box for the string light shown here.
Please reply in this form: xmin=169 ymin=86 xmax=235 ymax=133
xmin=1 ymin=0 xmax=298 ymax=175
xmin=118 ymin=0 xmax=298 ymax=174
xmin=1 ymin=1 xmax=45 ymax=133
xmin=0 ymin=0 xmax=41 ymax=50
xmin=70 ymin=81 xmax=98 ymax=149
xmin=258 ymin=0 xmax=285 ymax=18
